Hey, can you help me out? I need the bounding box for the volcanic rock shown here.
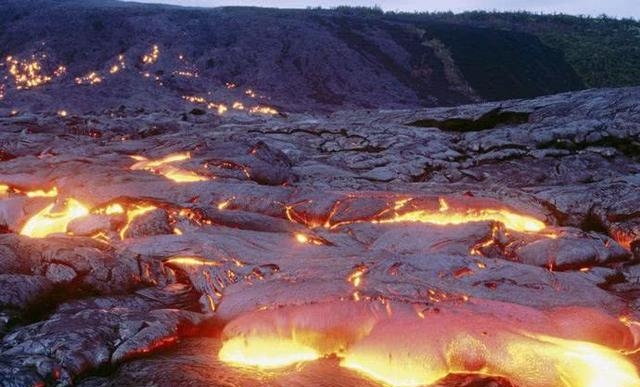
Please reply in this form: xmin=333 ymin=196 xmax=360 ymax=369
xmin=0 ymin=87 xmax=639 ymax=386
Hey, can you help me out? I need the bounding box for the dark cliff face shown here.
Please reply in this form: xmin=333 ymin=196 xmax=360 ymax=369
xmin=0 ymin=1 xmax=585 ymax=113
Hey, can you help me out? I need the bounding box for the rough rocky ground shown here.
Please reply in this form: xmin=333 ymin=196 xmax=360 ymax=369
xmin=0 ymin=86 xmax=639 ymax=386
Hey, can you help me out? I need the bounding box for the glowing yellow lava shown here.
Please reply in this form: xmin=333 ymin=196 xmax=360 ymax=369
xmin=219 ymin=336 xmax=320 ymax=369
xmin=217 ymin=198 xmax=234 ymax=210
xmin=142 ymin=45 xmax=160 ymax=65
xmin=374 ymin=198 xmax=545 ymax=233
xmin=341 ymin=332 xmax=640 ymax=387
xmin=503 ymin=335 xmax=640 ymax=387
xmin=20 ymin=198 xmax=89 ymax=238
xmin=130 ymin=153 xmax=208 ymax=183
xmin=104 ymin=203 xmax=125 ymax=215
xmin=295 ymin=233 xmax=309 ymax=243
xmin=75 ymin=72 xmax=102 ymax=85
xmin=24 ymin=187 xmax=58 ymax=198
xmin=249 ymin=105 xmax=279 ymax=115
xmin=219 ymin=301 xmax=640 ymax=387
xmin=164 ymin=256 xmax=221 ymax=267
xmin=6 ymin=55 xmax=65 ymax=89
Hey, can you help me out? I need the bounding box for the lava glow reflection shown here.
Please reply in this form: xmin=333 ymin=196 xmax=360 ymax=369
xmin=20 ymin=198 xmax=89 ymax=238
xmin=219 ymin=336 xmax=320 ymax=369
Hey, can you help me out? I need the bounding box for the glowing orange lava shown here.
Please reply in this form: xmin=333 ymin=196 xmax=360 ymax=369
xmin=373 ymin=198 xmax=545 ymax=233
xmin=75 ymin=72 xmax=102 ymax=85
xmin=218 ymin=301 xmax=640 ymax=387
xmin=164 ymin=256 xmax=221 ymax=267
xmin=219 ymin=336 xmax=320 ymax=368
xmin=24 ymin=187 xmax=58 ymax=198
xmin=142 ymin=45 xmax=160 ymax=65
xmin=20 ymin=198 xmax=89 ymax=238
xmin=311 ymin=197 xmax=546 ymax=234
xmin=6 ymin=55 xmax=65 ymax=89
xmin=130 ymin=152 xmax=209 ymax=183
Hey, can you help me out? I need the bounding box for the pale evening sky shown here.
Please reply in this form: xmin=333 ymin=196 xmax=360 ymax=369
xmin=120 ymin=0 xmax=640 ymax=19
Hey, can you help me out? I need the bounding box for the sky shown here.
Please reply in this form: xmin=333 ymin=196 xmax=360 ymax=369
xmin=120 ymin=0 xmax=640 ymax=19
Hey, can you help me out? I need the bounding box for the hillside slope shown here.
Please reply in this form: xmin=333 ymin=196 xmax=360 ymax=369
xmin=0 ymin=1 xmax=636 ymax=113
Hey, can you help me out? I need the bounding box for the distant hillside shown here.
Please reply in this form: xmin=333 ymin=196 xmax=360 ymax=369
xmin=0 ymin=1 xmax=637 ymax=113
xmin=389 ymin=11 xmax=640 ymax=90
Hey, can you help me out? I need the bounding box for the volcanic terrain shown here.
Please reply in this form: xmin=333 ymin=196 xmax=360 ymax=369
xmin=1 ymin=1 xmax=640 ymax=387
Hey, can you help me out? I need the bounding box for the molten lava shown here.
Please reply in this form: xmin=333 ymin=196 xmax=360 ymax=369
xmin=164 ymin=256 xmax=221 ymax=267
xmin=130 ymin=153 xmax=209 ymax=183
xmin=20 ymin=198 xmax=89 ymax=238
xmin=218 ymin=300 xmax=640 ymax=387
xmin=309 ymin=197 xmax=546 ymax=233
xmin=374 ymin=198 xmax=545 ymax=233
xmin=24 ymin=187 xmax=58 ymax=198
xmin=219 ymin=336 xmax=320 ymax=368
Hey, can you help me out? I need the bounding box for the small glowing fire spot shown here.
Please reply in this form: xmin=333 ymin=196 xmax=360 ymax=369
xmin=226 ymin=82 xmax=237 ymax=89
xmin=109 ymin=65 xmax=120 ymax=74
xmin=619 ymin=316 xmax=633 ymax=326
xmin=142 ymin=45 xmax=160 ymax=65
xmin=164 ymin=257 xmax=220 ymax=267
xmin=219 ymin=336 xmax=320 ymax=369
xmin=294 ymin=233 xmax=324 ymax=245
xmin=348 ymin=266 xmax=367 ymax=288
xmin=580 ymin=267 xmax=591 ymax=273
xmin=182 ymin=95 xmax=229 ymax=116
xmin=173 ymin=227 xmax=183 ymax=235
xmin=249 ymin=105 xmax=278 ymax=115
xmin=173 ymin=70 xmax=198 ymax=78
xmin=438 ymin=197 xmax=449 ymax=212
xmin=217 ymin=198 xmax=234 ymax=210
xmin=232 ymin=101 xmax=245 ymax=110
xmin=57 ymin=110 xmax=67 ymax=117
xmin=295 ymin=233 xmax=309 ymax=244
xmin=130 ymin=152 xmax=209 ymax=183
xmin=20 ymin=198 xmax=89 ymax=238
xmin=75 ymin=72 xmax=102 ymax=85
xmin=24 ymin=187 xmax=58 ymax=198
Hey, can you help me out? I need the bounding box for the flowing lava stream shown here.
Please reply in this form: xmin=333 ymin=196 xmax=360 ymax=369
xmin=287 ymin=197 xmax=548 ymax=235
xmin=20 ymin=198 xmax=89 ymax=238
xmin=218 ymin=301 xmax=640 ymax=387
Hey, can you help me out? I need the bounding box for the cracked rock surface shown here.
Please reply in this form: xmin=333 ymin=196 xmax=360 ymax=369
xmin=0 ymin=87 xmax=640 ymax=386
